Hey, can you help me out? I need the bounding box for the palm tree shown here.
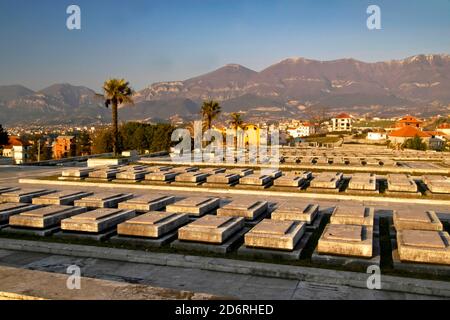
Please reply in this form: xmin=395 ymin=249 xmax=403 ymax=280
xmin=102 ymin=79 xmax=134 ymax=156
xmin=229 ymin=113 xmax=244 ymax=150
xmin=201 ymin=100 xmax=221 ymax=132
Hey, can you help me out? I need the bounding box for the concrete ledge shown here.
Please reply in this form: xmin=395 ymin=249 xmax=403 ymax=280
xmin=0 ymin=238 xmax=449 ymax=298
xmin=18 ymin=179 xmax=450 ymax=206
xmin=0 ymin=266 xmax=221 ymax=300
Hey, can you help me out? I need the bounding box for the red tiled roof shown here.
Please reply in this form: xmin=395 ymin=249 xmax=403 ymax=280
xmin=389 ymin=126 xmax=430 ymax=138
xmin=438 ymin=123 xmax=450 ymax=129
xmin=4 ymin=136 xmax=28 ymax=148
xmin=397 ymin=115 xmax=422 ymax=123
xmin=335 ymin=112 xmax=351 ymax=119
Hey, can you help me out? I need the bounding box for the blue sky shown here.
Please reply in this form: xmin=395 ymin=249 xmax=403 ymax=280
xmin=0 ymin=0 xmax=450 ymax=91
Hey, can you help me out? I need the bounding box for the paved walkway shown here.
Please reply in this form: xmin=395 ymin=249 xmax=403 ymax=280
xmin=0 ymin=249 xmax=443 ymax=300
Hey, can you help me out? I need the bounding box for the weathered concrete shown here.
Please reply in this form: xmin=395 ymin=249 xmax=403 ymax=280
xmin=393 ymin=210 xmax=443 ymax=231
xmin=32 ymin=190 xmax=93 ymax=205
xmin=217 ymin=199 xmax=268 ymax=220
xmin=271 ymin=203 xmax=319 ymax=224
xmin=166 ymin=197 xmax=220 ymax=217
xmin=118 ymin=195 xmax=175 ymax=212
xmin=117 ymin=212 xmax=189 ymax=238
xmin=74 ymin=192 xmax=134 ymax=208
xmin=61 ymin=208 xmax=136 ymax=233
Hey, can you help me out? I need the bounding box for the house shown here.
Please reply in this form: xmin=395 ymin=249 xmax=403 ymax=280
xmin=2 ymin=136 xmax=31 ymax=164
xmin=437 ymin=123 xmax=450 ymax=135
xmin=367 ymin=129 xmax=387 ymax=141
xmin=53 ymin=135 xmax=76 ymax=159
xmin=287 ymin=122 xmax=317 ymax=138
xmin=331 ymin=113 xmax=353 ymax=132
xmin=395 ymin=115 xmax=422 ymax=128
xmin=388 ymin=126 xmax=430 ymax=144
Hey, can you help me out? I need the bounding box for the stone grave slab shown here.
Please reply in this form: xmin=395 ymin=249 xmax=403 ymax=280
xmin=387 ymin=174 xmax=419 ymax=194
xmin=347 ymin=173 xmax=378 ymax=193
xmin=165 ymin=197 xmax=220 ymax=216
xmin=243 ymin=219 xmax=306 ymax=251
xmin=117 ymin=212 xmax=189 ymax=238
xmin=227 ymin=168 xmax=254 ymax=177
xmin=6 ymin=205 xmax=87 ymax=234
xmin=271 ymin=203 xmax=319 ymax=225
xmin=216 ymin=199 xmax=268 ymax=220
xmin=74 ymin=192 xmax=133 ymax=208
xmin=173 ymin=172 xmax=208 ymax=185
xmin=32 ymin=191 xmax=93 ymax=205
xmin=396 ymin=230 xmax=450 ymax=266
xmin=60 ymin=208 xmax=136 ymax=234
xmin=118 ymin=194 xmax=175 ymax=212
xmin=316 ymin=224 xmax=374 ymax=258
xmin=330 ymin=205 xmax=375 ymax=226
xmin=174 ymin=215 xmax=245 ymax=249
xmin=393 ymin=210 xmax=443 ymax=231
xmin=0 ymin=203 xmax=41 ymax=225
xmin=144 ymin=171 xmax=178 ymax=183
xmin=204 ymin=173 xmax=240 ymax=187
xmin=0 ymin=188 xmax=55 ymax=203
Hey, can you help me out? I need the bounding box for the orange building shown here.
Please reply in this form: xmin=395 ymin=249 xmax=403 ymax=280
xmin=53 ymin=136 xmax=76 ymax=159
xmin=395 ymin=115 xmax=423 ymax=128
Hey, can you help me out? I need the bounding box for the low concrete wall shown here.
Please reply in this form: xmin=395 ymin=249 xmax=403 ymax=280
xmin=1 ymin=239 xmax=449 ymax=298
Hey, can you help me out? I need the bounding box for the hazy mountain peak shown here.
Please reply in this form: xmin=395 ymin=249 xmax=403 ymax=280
xmin=0 ymin=85 xmax=35 ymax=101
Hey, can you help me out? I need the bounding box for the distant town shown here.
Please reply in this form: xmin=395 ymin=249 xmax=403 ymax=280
xmin=2 ymin=111 xmax=449 ymax=165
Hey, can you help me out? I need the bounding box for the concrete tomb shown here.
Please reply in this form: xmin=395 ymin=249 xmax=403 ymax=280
xmin=0 ymin=188 xmax=55 ymax=203
xmin=118 ymin=194 xmax=175 ymax=212
xmin=330 ymin=205 xmax=375 ymax=226
xmin=205 ymin=173 xmax=240 ymax=185
xmin=177 ymin=215 xmax=244 ymax=244
xmin=61 ymin=168 xmax=95 ymax=179
xmin=175 ymin=172 xmax=208 ymax=183
xmin=397 ymin=230 xmax=450 ymax=265
xmin=198 ymin=167 xmax=226 ymax=175
xmin=61 ymin=208 xmax=136 ymax=233
xmin=393 ymin=210 xmax=443 ymax=231
xmin=260 ymin=169 xmax=282 ymax=179
xmin=32 ymin=190 xmax=93 ymax=206
xmin=217 ymin=199 xmax=268 ymax=220
xmin=239 ymin=174 xmax=272 ymax=186
xmin=387 ymin=174 xmax=418 ymax=193
xmin=271 ymin=203 xmax=319 ymax=224
xmin=9 ymin=205 xmax=86 ymax=230
xmin=166 ymin=197 xmax=220 ymax=217
xmin=348 ymin=173 xmax=377 ymax=191
xmin=317 ymin=224 xmax=374 ymax=258
xmin=146 ymin=166 xmax=173 ymax=173
xmin=228 ymin=168 xmax=254 ymax=177
xmin=115 ymin=169 xmax=149 ymax=181
xmin=87 ymin=168 xmax=123 ymax=180
xmin=117 ymin=212 xmax=189 ymax=238
xmin=73 ymin=192 xmax=133 ymax=208
xmin=244 ymin=219 xmax=306 ymax=251
xmin=423 ymin=176 xmax=450 ymax=194
xmin=273 ymin=175 xmax=306 ymax=187
xmin=144 ymin=171 xmax=178 ymax=182
xmin=309 ymin=172 xmax=343 ymax=190
xmin=171 ymin=166 xmax=199 ymax=173
xmin=0 ymin=203 xmax=40 ymax=224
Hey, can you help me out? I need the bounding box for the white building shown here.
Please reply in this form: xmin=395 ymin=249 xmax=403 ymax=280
xmin=331 ymin=113 xmax=353 ymax=132
xmin=287 ymin=123 xmax=317 ymax=138
xmin=2 ymin=136 xmax=30 ymax=164
xmin=367 ymin=130 xmax=387 ymax=141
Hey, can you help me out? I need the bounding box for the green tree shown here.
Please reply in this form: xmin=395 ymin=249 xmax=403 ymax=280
xmin=91 ymin=129 xmax=114 ymax=154
xmin=0 ymin=124 xmax=9 ymax=147
xmin=102 ymin=79 xmax=134 ymax=156
xmin=76 ymin=131 xmax=92 ymax=156
xmin=402 ymin=135 xmax=428 ymax=151
xmin=201 ymin=100 xmax=221 ymax=131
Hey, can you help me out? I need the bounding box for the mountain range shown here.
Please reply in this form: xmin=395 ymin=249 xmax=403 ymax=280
xmin=2 ymin=54 xmax=450 ymax=126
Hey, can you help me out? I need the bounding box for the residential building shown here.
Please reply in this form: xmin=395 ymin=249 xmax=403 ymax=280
xmin=287 ymin=122 xmax=317 ymax=138
xmin=395 ymin=115 xmax=423 ymax=128
xmin=331 ymin=113 xmax=353 ymax=132
xmin=367 ymin=129 xmax=387 ymax=141
xmin=437 ymin=123 xmax=450 ymax=135
xmin=53 ymin=135 xmax=76 ymax=159
xmin=2 ymin=136 xmax=31 ymax=164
